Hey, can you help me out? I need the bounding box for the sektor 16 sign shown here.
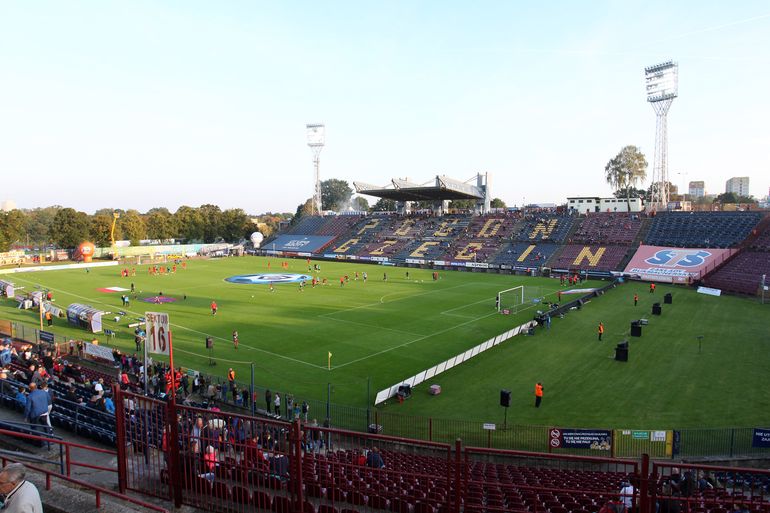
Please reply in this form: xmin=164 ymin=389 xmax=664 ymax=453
xmin=145 ymin=311 xmax=170 ymax=355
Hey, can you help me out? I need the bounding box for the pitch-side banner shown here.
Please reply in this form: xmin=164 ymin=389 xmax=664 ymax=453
xmin=624 ymin=245 xmax=735 ymax=283
xmin=549 ymin=428 xmax=612 ymax=451
xmin=145 ymin=312 xmax=170 ymax=355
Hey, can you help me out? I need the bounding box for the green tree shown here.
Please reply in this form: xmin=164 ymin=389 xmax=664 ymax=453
xmin=220 ymin=208 xmax=251 ymax=242
xmin=291 ymin=199 xmax=314 ymax=225
xmin=24 ymin=207 xmax=60 ymax=246
xmin=449 ymin=199 xmax=476 ymax=210
xmin=490 ymin=198 xmax=507 ymax=209
xmin=0 ymin=210 xmax=27 ymax=251
xmin=174 ymin=206 xmax=205 ymax=241
xmin=198 ymin=204 xmax=223 ymax=242
xmin=351 ymin=196 xmax=369 ymax=211
xmin=714 ymin=192 xmax=757 ymax=205
xmin=50 ymin=208 xmax=91 ymax=248
xmin=321 ymin=179 xmax=352 ymax=211
xmin=145 ymin=209 xmax=176 ymax=241
xmin=605 ymin=145 xmax=648 ymax=211
xmin=371 ymin=198 xmax=397 ymax=212
xmin=118 ymin=210 xmax=146 ymax=246
xmin=90 ymin=214 xmax=118 ymax=247
xmin=615 ymin=186 xmax=648 ymax=201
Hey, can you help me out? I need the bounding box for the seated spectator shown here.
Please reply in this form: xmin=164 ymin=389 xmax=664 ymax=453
xmin=0 ymin=345 xmax=11 ymax=366
xmin=200 ymin=445 xmax=218 ymax=482
xmin=269 ymin=453 xmax=289 ymax=479
xmin=103 ymin=395 xmax=115 ymax=414
xmin=366 ymin=447 xmax=385 ymax=469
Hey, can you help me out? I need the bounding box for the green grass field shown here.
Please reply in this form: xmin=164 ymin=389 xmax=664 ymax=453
xmin=2 ymin=256 xmax=768 ymax=429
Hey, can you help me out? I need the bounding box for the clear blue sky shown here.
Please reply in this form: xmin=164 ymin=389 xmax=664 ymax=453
xmin=2 ymin=1 xmax=769 ymax=213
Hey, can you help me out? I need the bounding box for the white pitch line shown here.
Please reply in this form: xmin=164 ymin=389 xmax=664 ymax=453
xmin=440 ymin=297 xmax=493 ymax=315
xmin=320 ymin=315 xmax=424 ymax=337
xmin=11 ymin=275 xmax=327 ymax=370
xmin=331 ymin=310 xmax=500 ymax=370
xmin=319 ymin=283 xmax=474 ymax=319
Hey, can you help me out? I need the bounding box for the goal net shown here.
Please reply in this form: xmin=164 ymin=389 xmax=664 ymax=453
xmin=497 ymin=285 xmax=543 ymax=313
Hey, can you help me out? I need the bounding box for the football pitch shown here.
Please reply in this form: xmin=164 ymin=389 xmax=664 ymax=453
xmin=2 ymin=256 xmax=769 ymax=429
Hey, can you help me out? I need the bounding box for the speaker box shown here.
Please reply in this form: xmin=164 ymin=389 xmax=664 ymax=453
xmin=500 ymin=389 xmax=511 ymax=407
xmin=664 ymin=293 xmax=673 ymax=304
xmin=652 ymin=303 xmax=662 ymax=315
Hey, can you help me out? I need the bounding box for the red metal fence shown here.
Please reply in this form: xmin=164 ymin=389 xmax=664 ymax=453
xmin=0 ymin=428 xmax=168 ymax=512
xmin=113 ymin=387 xmax=770 ymax=513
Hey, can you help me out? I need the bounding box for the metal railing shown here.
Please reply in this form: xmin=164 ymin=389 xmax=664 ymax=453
xmin=0 ymin=428 xmax=168 ymax=512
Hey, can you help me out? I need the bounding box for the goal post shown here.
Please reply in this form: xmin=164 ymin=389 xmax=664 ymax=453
xmin=497 ymin=286 xmax=524 ymax=312
xmin=497 ymin=285 xmax=544 ymax=312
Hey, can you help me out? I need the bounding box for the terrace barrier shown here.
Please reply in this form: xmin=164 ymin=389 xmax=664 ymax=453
xmin=112 ymin=387 xmax=770 ymax=513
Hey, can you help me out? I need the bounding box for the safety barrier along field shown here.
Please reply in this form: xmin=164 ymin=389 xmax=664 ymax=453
xmin=374 ymin=319 xmax=537 ymax=405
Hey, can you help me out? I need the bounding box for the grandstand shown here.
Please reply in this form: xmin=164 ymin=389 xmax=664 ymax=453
xmin=704 ymin=216 xmax=770 ymax=295
xmin=266 ymin=209 xmax=768 ymax=289
xmin=644 ymin=212 xmax=762 ymax=248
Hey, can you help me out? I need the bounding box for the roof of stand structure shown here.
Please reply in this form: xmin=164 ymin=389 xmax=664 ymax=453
xmin=354 ymin=175 xmax=484 ymax=201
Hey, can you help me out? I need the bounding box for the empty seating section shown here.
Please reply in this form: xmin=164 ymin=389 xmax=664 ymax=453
xmin=285 ymin=216 xmax=327 ymax=235
xmin=705 ymin=251 xmax=770 ymax=295
xmin=492 ymin=243 xmax=559 ymax=267
xmin=317 ymin=216 xmax=364 ymax=236
xmin=550 ymin=245 xmax=631 ymax=272
xmin=749 ymin=219 xmax=770 ymax=251
xmin=327 ymin=216 xmax=393 ymax=254
xmin=512 ymin=213 xmax=576 ymax=244
xmin=571 ymin=213 xmax=643 ymax=245
xmin=645 ymin=212 xmax=762 ymax=248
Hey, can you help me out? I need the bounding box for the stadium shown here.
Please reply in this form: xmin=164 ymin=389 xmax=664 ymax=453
xmin=2 ymin=182 xmax=770 ymax=513
xmin=3 ymin=5 xmax=770 ymax=513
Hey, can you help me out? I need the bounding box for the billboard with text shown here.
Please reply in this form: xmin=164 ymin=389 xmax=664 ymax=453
xmin=624 ymin=245 xmax=735 ymax=283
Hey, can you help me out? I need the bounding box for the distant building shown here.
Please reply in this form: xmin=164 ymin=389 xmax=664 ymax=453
xmin=567 ymin=196 xmax=645 ymax=214
xmin=725 ymin=177 xmax=750 ymax=197
xmin=688 ymin=181 xmax=705 ymax=198
xmin=1 ymin=200 xmax=17 ymax=212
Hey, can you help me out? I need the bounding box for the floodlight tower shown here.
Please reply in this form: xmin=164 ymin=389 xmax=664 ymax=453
xmin=306 ymin=124 xmax=325 ymax=215
xmin=645 ymin=61 xmax=678 ymax=210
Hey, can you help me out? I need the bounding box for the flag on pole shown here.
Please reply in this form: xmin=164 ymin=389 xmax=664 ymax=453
xmin=328 ymin=351 xmax=332 ymax=370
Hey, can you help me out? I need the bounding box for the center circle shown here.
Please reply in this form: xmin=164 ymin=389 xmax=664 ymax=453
xmin=225 ymin=273 xmax=312 ymax=285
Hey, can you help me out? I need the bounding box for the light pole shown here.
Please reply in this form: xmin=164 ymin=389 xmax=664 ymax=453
xmin=645 ymin=61 xmax=678 ymax=211
xmin=306 ymin=124 xmax=325 ymax=215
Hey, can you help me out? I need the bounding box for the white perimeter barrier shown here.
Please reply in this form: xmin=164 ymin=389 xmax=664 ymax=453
xmin=374 ymin=319 xmax=538 ymax=405
xmin=0 ymin=261 xmax=119 ymax=275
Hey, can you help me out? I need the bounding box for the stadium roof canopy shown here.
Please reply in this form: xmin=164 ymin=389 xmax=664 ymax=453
xmin=354 ymin=175 xmax=484 ymax=202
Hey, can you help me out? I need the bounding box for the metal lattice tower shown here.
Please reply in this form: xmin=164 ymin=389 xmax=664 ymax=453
xmin=650 ymin=98 xmax=674 ymax=209
xmin=645 ymin=61 xmax=678 ymax=211
xmin=306 ymin=124 xmax=325 ymax=215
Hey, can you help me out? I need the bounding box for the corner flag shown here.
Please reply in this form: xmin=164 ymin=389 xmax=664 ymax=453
xmin=328 ymin=351 xmax=332 ymax=370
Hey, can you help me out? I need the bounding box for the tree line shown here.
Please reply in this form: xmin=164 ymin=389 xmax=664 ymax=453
xmin=605 ymin=145 xmax=759 ymax=206
xmin=0 ymin=205 xmax=292 ymax=252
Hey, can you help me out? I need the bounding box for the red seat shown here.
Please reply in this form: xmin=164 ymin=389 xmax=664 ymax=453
xmin=211 ymin=481 xmax=230 ymax=501
xmin=272 ymin=496 xmax=293 ymax=513
xmin=414 ymin=501 xmax=435 ymax=513
xmin=231 ymin=485 xmax=251 ymax=505
xmin=253 ymin=490 xmax=272 ymax=510
xmin=317 ymin=505 xmax=339 ymax=513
